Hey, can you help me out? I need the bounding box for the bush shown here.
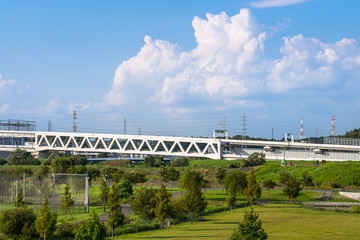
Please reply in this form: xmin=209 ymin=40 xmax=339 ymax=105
xmin=144 ymin=156 xmax=165 ymax=167
xmin=7 ymin=149 xmax=37 ymax=165
xmin=350 ymin=206 xmax=360 ymax=213
xmin=0 ymin=158 xmax=8 ymax=165
xmin=56 ymin=221 xmax=84 ymax=238
xmin=242 ymin=153 xmax=266 ymax=167
xmin=0 ymin=207 xmax=38 ymax=239
xmin=170 ymin=157 xmax=189 ymax=167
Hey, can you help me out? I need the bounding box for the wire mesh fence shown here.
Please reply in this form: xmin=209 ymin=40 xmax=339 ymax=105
xmin=0 ymin=173 xmax=89 ymax=215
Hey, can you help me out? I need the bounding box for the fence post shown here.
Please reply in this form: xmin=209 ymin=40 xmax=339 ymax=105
xmin=85 ymin=173 xmax=89 ymax=213
xmin=23 ymin=172 xmax=26 ymax=203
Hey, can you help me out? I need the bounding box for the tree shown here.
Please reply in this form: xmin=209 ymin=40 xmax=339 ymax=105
xmin=227 ymin=182 xmax=236 ymax=213
xmin=283 ymin=175 xmax=302 ymax=204
xmin=343 ymin=128 xmax=360 ymax=138
xmin=117 ymin=178 xmax=133 ymax=200
xmin=244 ymin=169 xmax=262 ymax=206
xmin=160 ymin=166 xmax=180 ymax=185
xmin=100 ymin=176 xmax=109 ymax=211
xmin=170 ymin=156 xmax=189 ymax=167
xmin=216 ymin=167 xmax=226 ymax=185
xmin=262 ymin=179 xmax=276 ymax=196
xmin=223 ymin=170 xmax=247 ymax=195
xmin=279 ymin=171 xmax=291 ymax=185
xmin=144 ymin=156 xmax=164 ymax=167
xmin=15 ymin=188 xmax=25 ymax=208
xmin=51 ymin=157 xmax=72 ymax=173
xmin=300 ymin=171 xmax=314 ymax=187
xmin=7 ymin=149 xmax=36 ymax=165
xmin=107 ymin=184 xmax=125 ymax=239
xmin=242 ymin=153 xmax=266 ymax=167
xmin=230 ymin=209 xmax=268 ymax=240
xmin=97 ymin=152 xmax=110 ymax=158
xmin=75 ymin=211 xmax=107 ymax=240
xmin=179 ymin=169 xmax=207 ymax=224
xmin=0 ymin=207 xmax=37 ymax=239
xmin=155 ymin=184 xmax=171 ymax=228
xmin=62 ymin=183 xmax=74 ymax=219
xmin=130 ymin=187 xmax=157 ymax=220
xmin=35 ymin=199 xmax=57 ymax=240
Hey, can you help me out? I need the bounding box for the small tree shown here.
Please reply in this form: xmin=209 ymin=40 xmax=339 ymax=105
xmin=0 ymin=207 xmax=37 ymax=239
xmin=279 ymin=171 xmax=290 ymax=185
xmin=216 ymin=167 xmax=226 ymax=185
xmin=262 ymin=179 xmax=276 ymax=196
xmin=117 ymin=178 xmax=133 ymax=200
xmin=223 ymin=170 xmax=247 ymax=195
xmin=155 ymin=184 xmax=171 ymax=228
xmin=100 ymin=176 xmax=109 ymax=211
xmin=61 ymin=183 xmax=74 ymax=219
xmin=7 ymin=149 xmax=35 ymax=165
xmin=300 ymin=171 xmax=314 ymax=187
xmin=130 ymin=187 xmax=157 ymax=220
xmin=244 ymin=169 xmax=262 ymax=206
xmin=107 ymin=185 xmax=125 ymax=239
xmin=283 ymin=176 xmax=302 ymax=204
xmin=35 ymin=199 xmax=57 ymax=240
xmin=227 ymin=182 xmax=236 ymax=213
xmin=230 ymin=209 xmax=268 ymax=240
xmin=75 ymin=211 xmax=107 ymax=240
xmin=170 ymin=156 xmax=189 ymax=167
xmin=14 ymin=188 xmax=25 ymax=208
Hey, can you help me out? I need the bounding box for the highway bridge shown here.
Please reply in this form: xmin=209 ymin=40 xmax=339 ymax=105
xmin=1 ymin=130 xmax=360 ymax=161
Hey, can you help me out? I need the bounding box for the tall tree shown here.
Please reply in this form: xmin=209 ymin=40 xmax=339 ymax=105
xmin=244 ymin=169 xmax=262 ymax=206
xmin=230 ymin=208 xmax=268 ymax=240
xmin=223 ymin=170 xmax=248 ymax=195
xmin=262 ymin=179 xmax=276 ymax=196
xmin=179 ymin=169 xmax=207 ymax=224
xmin=130 ymin=187 xmax=157 ymax=220
xmin=14 ymin=188 xmax=25 ymax=208
xmin=283 ymin=175 xmax=302 ymax=204
xmin=155 ymin=184 xmax=171 ymax=228
xmin=216 ymin=167 xmax=226 ymax=185
xmin=100 ymin=176 xmax=109 ymax=211
xmin=107 ymin=185 xmax=125 ymax=239
xmin=61 ymin=183 xmax=74 ymax=219
xmin=35 ymin=199 xmax=57 ymax=240
xmin=117 ymin=178 xmax=133 ymax=200
xmin=227 ymin=182 xmax=236 ymax=213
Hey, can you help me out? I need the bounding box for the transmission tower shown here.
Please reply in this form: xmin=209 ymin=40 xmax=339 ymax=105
xmin=300 ymin=116 xmax=304 ymax=139
xmin=242 ymin=113 xmax=247 ymax=140
xmin=73 ymin=110 xmax=77 ymax=132
xmin=331 ymin=115 xmax=335 ymax=136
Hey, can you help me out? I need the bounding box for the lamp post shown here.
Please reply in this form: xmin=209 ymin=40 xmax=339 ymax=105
xmin=103 ymin=174 xmax=107 ymax=212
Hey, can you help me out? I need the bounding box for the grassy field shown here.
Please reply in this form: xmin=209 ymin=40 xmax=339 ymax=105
xmin=117 ymin=204 xmax=360 ymax=240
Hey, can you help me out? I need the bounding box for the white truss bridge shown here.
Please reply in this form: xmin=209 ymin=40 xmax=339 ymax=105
xmin=1 ymin=130 xmax=360 ymax=161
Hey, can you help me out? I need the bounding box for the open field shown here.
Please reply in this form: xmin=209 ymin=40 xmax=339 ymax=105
xmin=117 ymin=204 xmax=360 ymax=240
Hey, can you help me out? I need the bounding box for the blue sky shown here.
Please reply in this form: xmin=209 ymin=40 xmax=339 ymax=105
xmin=0 ymin=0 xmax=359 ymax=139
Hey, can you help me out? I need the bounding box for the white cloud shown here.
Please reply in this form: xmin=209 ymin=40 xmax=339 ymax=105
xmin=104 ymin=8 xmax=360 ymax=113
xmin=0 ymin=104 xmax=10 ymax=113
xmin=0 ymin=74 xmax=16 ymax=92
xmin=44 ymin=99 xmax=60 ymax=114
xmin=251 ymin=0 xmax=312 ymax=8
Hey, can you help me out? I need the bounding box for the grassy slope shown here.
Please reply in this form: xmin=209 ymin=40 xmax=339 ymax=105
xmin=117 ymin=204 xmax=360 ymax=240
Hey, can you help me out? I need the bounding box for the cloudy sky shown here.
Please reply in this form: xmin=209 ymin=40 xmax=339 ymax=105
xmin=0 ymin=0 xmax=359 ymax=139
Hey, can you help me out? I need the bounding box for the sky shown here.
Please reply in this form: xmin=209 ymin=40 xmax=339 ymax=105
xmin=0 ymin=0 xmax=359 ymax=139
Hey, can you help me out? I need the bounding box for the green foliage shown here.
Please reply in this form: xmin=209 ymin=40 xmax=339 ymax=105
xmin=227 ymin=183 xmax=236 ymax=213
xmin=0 ymin=158 xmax=8 ymax=165
xmin=262 ymin=178 xmax=276 ymax=195
xmin=279 ymin=171 xmax=291 ymax=184
xmin=70 ymin=165 xmax=87 ymax=174
xmin=103 ymin=159 xmax=131 ymax=167
xmin=50 ymin=156 xmax=87 ymax=173
xmin=107 ymin=185 xmax=125 ymax=238
xmin=62 ymin=183 xmax=75 ymax=219
xmin=15 ymin=188 xmax=25 ymax=208
xmin=244 ymin=169 xmax=262 ymax=206
xmin=283 ymin=175 xmax=302 ymax=204
xmin=223 ymin=170 xmax=247 ymax=195
xmin=230 ymin=209 xmax=268 ymax=240
xmin=99 ymin=177 xmax=109 ymax=210
xmin=180 ymin=169 xmax=207 ymax=224
xmin=160 ymin=166 xmax=180 ymax=183
xmin=7 ymin=149 xmax=39 ymax=165
xmin=155 ymin=184 xmax=171 ymax=226
xmin=35 ymin=199 xmax=57 ymax=240
xmin=130 ymin=187 xmax=157 ymax=220
xmin=242 ymin=152 xmax=266 ymax=167
xmin=44 ymin=151 xmax=66 ymax=165
xmin=75 ymin=211 xmax=107 ymax=240
xmin=343 ymin=128 xmax=360 ymax=138
xmin=97 ymin=152 xmax=110 ymax=158
xmin=300 ymin=171 xmax=314 ymax=186
xmin=116 ymin=178 xmax=133 ymax=200
xmin=170 ymin=156 xmax=189 ymax=167
xmin=216 ymin=167 xmax=226 ymax=184
xmin=101 ymin=167 xmax=121 ymax=180
xmin=0 ymin=207 xmax=38 ymax=239
xmin=144 ymin=155 xmax=165 ymax=167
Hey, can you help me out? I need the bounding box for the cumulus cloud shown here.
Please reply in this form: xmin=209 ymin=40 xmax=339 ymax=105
xmin=104 ymin=8 xmax=360 ymax=113
xmin=251 ymin=0 xmax=312 ymax=8
xmin=0 ymin=74 xmax=16 ymax=92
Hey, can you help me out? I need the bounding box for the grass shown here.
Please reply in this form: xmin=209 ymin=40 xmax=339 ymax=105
xmin=116 ymin=204 xmax=360 ymax=240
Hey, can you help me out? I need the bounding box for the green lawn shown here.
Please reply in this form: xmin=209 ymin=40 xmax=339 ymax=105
xmin=117 ymin=204 xmax=360 ymax=240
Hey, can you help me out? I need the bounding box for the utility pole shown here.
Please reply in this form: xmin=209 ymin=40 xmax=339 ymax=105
xmin=73 ymin=110 xmax=77 ymax=132
xmin=48 ymin=120 xmax=52 ymax=132
xmin=124 ymin=118 xmax=127 ymax=134
xmin=138 ymin=126 xmax=141 ymax=135
xmin=272 ymin=128 xmax=274 ymax=141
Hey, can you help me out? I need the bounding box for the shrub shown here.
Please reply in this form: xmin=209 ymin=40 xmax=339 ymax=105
xmin=56 ymin=221 xmax=84 ymax=238
xmin=103 ymin=159 xmax=131 ymax=167
xmin=144 ymin=156 xmax=164 ymax=167
xmin=170 ymin=157 xmax=189 ymax=167
xmin=0 ymin=158 xmax=8 ymax=165
xmin=350 ymin=206 xmax=360 ymax=213
xmin=7 ymin=149 xmax=37 ymax=165
xmin=0 ymin=207 xmax=38 ymax=239
xmin=242 ymin=152 xmax=266 ymax=167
